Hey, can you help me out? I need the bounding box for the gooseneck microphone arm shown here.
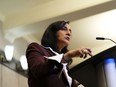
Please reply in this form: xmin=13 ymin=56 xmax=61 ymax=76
xmin=96 ymin=37 xmax=116 ymax=44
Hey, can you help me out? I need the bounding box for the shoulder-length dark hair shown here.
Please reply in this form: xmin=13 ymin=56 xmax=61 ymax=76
xmin=41 ymin=21 xmax=69 ymax=53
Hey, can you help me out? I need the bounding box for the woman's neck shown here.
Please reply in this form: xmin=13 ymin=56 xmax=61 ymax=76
xmin=57 ymin=44 xmax=65 ymax=53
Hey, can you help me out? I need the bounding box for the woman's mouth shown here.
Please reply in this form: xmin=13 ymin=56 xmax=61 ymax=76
xmin=65 ymin=37 xmax=70 ymax=41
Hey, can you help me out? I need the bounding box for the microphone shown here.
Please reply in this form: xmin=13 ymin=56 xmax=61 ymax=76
xmin=96 ymin=37 xmax=105 ymax=40
xmin=96 ymin=37 xmax=116 ymax=44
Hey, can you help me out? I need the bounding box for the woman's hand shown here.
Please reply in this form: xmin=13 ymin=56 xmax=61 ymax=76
xmin=64 ymin=48 xmax=92 ymax=59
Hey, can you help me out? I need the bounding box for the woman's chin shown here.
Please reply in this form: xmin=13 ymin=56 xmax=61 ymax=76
xmin=64 ymin=41 xmax=70 ymax=46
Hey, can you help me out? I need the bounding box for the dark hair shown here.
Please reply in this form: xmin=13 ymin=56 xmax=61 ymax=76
xmin=41 ymin=21 xmax=69 ymax=53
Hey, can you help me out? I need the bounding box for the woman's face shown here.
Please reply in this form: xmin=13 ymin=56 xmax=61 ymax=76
xmin=56 ymin=23 xmax=72 ymax=49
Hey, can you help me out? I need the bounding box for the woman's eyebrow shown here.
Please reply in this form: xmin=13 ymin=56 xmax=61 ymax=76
xmin=62 ymin=26 xmax=72 ymax=33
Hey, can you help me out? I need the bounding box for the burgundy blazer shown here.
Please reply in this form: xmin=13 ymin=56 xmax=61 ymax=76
xmin=26 ymin=42 xmax=78 ymax=87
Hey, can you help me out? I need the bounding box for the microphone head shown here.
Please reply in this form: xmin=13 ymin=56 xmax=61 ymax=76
xmin=96 ymin=37 xmax=105 ymax=40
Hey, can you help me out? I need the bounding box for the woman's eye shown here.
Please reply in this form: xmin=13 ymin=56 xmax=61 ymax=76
xmin=61 ymin=27 xmax=72 ymax=33
xmin=62 ymin=27 xmax=67 ymax=31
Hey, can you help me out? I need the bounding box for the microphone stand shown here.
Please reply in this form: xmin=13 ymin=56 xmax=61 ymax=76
xmin=96 ymin=37 xmax=116 ymax=45
xmin=104 ymin=38 xmax=116 ymax=44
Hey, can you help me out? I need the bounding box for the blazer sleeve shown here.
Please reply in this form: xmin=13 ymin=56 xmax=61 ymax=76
xmin=26 ymin=42 xmax=63 ymax=79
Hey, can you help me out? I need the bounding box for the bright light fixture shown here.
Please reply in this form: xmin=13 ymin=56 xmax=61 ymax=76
xmin=104 ymin=58 xmax=116 ymax=87
xmin=20 ymin=55 xmax=28 ymax=70
xmin=4 ymin=45 xmax=14 ymax=61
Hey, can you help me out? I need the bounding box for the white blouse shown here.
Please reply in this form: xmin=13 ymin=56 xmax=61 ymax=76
xmin=44 ymin=47 xmax=72 ymax=87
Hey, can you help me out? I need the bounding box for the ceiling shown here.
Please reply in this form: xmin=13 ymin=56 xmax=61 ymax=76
xmin=0 ymin=0 xmax=116 ymax=68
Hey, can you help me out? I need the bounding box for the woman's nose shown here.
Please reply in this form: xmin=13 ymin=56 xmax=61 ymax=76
xmin=66 ymin=30 xmax=71 ymax=36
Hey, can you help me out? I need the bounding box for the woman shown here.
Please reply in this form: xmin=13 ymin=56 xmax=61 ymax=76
xmin=26 ymin=21 xmax=92 ymax=87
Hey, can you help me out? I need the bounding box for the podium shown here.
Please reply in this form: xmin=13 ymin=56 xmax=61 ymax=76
xmin=69 ymin=46 xmax=116 ymax=87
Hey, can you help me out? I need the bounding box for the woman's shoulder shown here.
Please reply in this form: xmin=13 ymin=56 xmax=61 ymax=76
xmin=28 ymin=42 xmax=51 ymax=51
xmin=26 ymin=42 xmax=52 ymax=56
xmin=27 ymin=42 xmax=47 ymax=53
xmin=28 ymin=42 xmax=41 ymax=46
xmin=27 ymin=42 xmax=44 ymax=50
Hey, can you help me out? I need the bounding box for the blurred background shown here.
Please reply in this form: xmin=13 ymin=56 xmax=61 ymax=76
xmin=0 ymin=0 xmax=116 ymax=87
